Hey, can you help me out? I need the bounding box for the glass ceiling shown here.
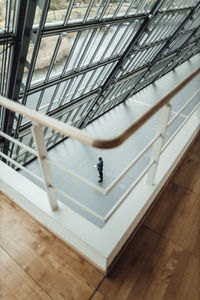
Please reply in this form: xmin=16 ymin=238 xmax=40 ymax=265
xmin=0 ymin=0 xmax=200 ymax=164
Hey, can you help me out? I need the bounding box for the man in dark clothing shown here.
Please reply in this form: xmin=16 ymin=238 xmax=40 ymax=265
xmin=97 ymin=157 xmax=103 ymax=183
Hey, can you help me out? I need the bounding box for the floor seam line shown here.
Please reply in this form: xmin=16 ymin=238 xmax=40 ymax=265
xmin=88 ymin=275 xmax=106 ymax=300
xmin=0 ymin=245 xmax=54 ymax=300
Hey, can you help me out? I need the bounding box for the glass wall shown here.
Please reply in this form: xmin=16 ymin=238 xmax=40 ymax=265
xmin=0 ymin=0 xmax=200 ymax=164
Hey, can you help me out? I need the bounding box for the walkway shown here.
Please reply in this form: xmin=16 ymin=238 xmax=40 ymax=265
xmin=21 ymin=53 xmax=200 ymax=227
xmin=1 ymin=132 xmax=199 ymax=300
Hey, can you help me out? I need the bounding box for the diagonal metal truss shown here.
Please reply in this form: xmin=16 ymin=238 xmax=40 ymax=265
xmin=0 ymin=0 xmax=200 ymax=165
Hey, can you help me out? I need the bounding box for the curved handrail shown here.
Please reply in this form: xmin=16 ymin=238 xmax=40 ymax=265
xmin=0 ymin=66 xmax=200 ymax=149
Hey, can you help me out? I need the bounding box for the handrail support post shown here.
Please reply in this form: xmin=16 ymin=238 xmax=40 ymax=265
xmin=147 ymin=103 xmax=171 ymax=185
xmin=32 ymin=122 xmax=58 ymax=211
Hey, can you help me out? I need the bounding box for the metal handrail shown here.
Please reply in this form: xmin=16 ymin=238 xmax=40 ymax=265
xmin=0 ymin=66 xmax=200 ymax=149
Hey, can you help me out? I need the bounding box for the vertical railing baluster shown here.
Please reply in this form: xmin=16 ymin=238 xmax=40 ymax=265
xmin=147 ymin=103 xmax=171 ymax=185
xmin=32 ymin=122 xmax=58 ymax=211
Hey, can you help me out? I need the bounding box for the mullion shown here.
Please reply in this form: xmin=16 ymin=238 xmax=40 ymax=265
xmin=13 ymin=0 xmax=20 ymax=34
xmin=161 ymin=14 xmax=178 ymax=40
xmin=71 ymin=103 xmax=84 ymax=123
xmin=60 ymin=77 xmax=76 ymax=105
xmin=172 ymin=13 xmax=186 ymax=33
xmin=56 ymin=81 xmax=68 ymax=106
xmin=159 ymin=0 xmax=174 ymax=13
xmin=76 ymin=102 xmax=87 ymax=119
xmin=112 ymin=22 xmax=135 ymax=57
xmin=148 ymin=18 xmax=165 ymax=43
xmin=79 ymin=101 xmax=90 ymax=118
xmin=109 ymin=24 xmax=130 ymax=57
xmin=142 ymin=47 xmax=157 ymax=65
xmin=52 ymin=115 xmax=64 ymax=144
xmin=6 ymin=0 xmax=12 ymax=32
xmin=89 ymin=65 xmax=109 ymax=91
xmin=89 ymin=25 xmax=112 ymax=64
xmin=130 ymin=49 xmax=144 ymax=70
xmin=149 ymin=15 xmax=167 ymax=43
xmin=125 ymin=74 xmax=140 ymax=91
xmin=106 ymin=98 xmax=117 ymax=111
xmin=179 ymin=0 xmax=187 ymax=9
xmin=92 ymin=76 xmax=120 ymax=114
xmin=106 ymin=23 xmax=124 ymax=57
xmin=62 ymin=31 xmax=82 ymax=74
xmin=65 ymin=77 xmax=78 ymax=103
xmin=21 ymin=32 xmax=174 ymax=96
xmin=118 ymin=75 xmax=139 ymax=96
xmin=113 ymin=0 xmax=124 ymax=19
xmin=136 ymin=0 xmax=148 ymax=14
xmin=1 ymin=0 xmax=11 ymax=96
xmin=70 ymin=74 xmax=85 ymax=100
xmin=99 ymin=26 xmax=121 ymax=62
xmin=145 ymin=45 xmax=161 ymax=63
xmin=35 ymin=90 xmax=44 ymax=111
xmin=74 ymin=30 xmax=91 ymax=70
xmin=129 ymin=51 xmax=145 ymax=70
xmin=58 ymin=81 xmax=71 ymax=107
xmin=87 ymin=26 xmax=109 ymax=66
xmin=94 ymin=102 xmax=105 ymax=117
xmin=45 ymin=34 xmax=62 ymax=81
xmin=105 ymin=83 xmax=120 ymax=99
xmin=125 ymin=0 xmax=138 ymax=17
xmin=148 ymin=11 xmax=167 ymax=38
xmin=124 ymin=53 xmax=139 ymax=72
xmin=102 ymin=82 xmax=117 ymax=99
xmin=82 ymin=97 xmax=98 ymax=121
xmin=80 ymin=99 xmax=95 ymax=118
xmin=35 ymin=36 xmax=61 ymax=112
xmin=23 ymin=136 xmax=34 ymax=163
xmin=99 ymin=97 xmax=112 ymax=114
xmin=53 ymin=112 xmax=73 ymax=144
xmin=120 ymin=80 xmax=136 ymax=99
xmin=83 ymin=0 xmax=95 ymax=23
xmin=1 ymin=45 xmax=9 ymax=96
xmin=146 ymin=14 xmax=166 ymax=45
xmin=63 ymin=0 xmax=75 ymax=26
xmin=46 ymin=83 xmax=61 ymax=113
xmin=79 ymin=68 xmax=98 ymax=97
xmin=94 ymin=64 xmax=113 ymax=88
xmin=94 ymin=0 xmax=105 ymax=19
xmin=76 ymin=28 xmax=97 ymax=69
xmin=100 ymin=62 xmax=116 ymax=83
xmin=21 ymin=0 xmax=50 ymax=107
xmin=114 ymin=78 xmax=132 ymax=97
xmin=99 ymin=102 xmax=108 ymax=115
xmin=76 ymin=71 xmax=92 ymax=97
xmin=99 ymin=0 xmax=112 ymax=21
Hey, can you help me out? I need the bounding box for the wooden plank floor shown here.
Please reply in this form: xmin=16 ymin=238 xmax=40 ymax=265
xmin=1 ymin=133 xmax=200 ymax=300
xmin=0 ymin=193 xmax=103 ymax=300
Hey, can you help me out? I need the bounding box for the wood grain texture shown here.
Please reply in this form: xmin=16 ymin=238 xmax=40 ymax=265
xmin=144 ymin=182 xmax=200 ymax=257
xmin=0 ymin=247 xmax=52 ymax=300
xmin=172 ymin=151 xmax=200 ymax=194
xmin=1 ymin=133 xmax=200 ymax=300
xmin=96 ymin=226 xmax=186 ymax=300
xmin=93 ymin=133 xmax=200 ymax=299
xmin=0 ymin=192 xmax=103 ymax=300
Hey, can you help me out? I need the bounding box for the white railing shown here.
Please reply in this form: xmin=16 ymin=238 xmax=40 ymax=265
xmin=0 ymin=66 xmax=200 ymax=222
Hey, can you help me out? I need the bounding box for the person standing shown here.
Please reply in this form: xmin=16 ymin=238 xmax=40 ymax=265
xmin=97 ymin=157 xmax=103 ymax=183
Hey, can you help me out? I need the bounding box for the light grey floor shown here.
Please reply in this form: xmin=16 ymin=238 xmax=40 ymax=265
xmin=21 ymin=54 xmax=200 ymax=227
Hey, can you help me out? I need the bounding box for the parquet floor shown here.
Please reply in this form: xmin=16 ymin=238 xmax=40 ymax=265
xmin=1 ymin=133 xmax=200 ymax=300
